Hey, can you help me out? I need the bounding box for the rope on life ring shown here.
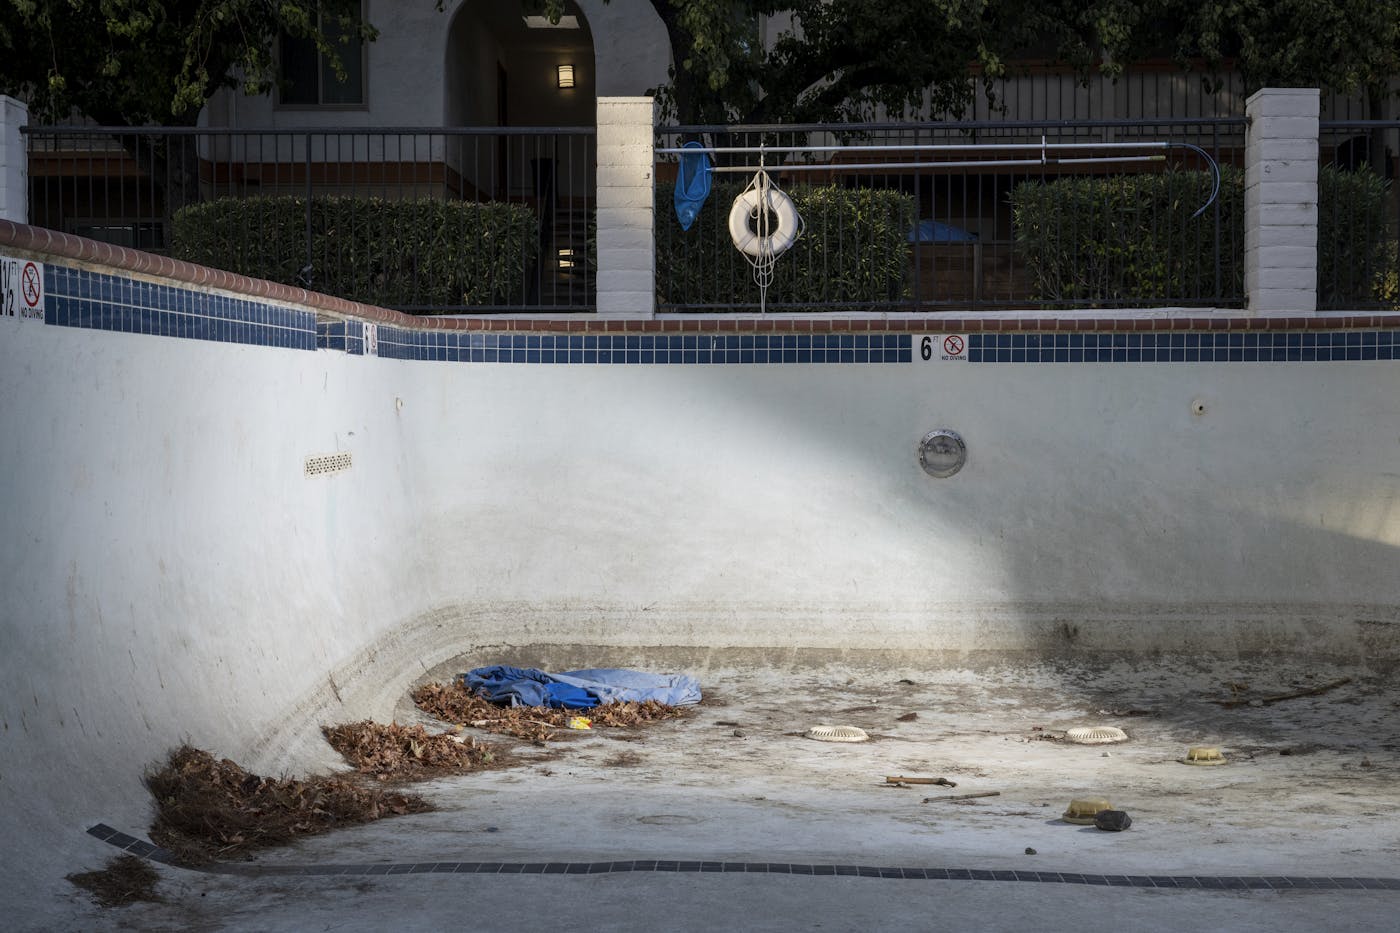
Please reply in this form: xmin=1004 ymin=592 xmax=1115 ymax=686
xmin=728 ymin=167 xmax=803 ymax=312
xmin=728 ymin=184 xmax=800 ymax=257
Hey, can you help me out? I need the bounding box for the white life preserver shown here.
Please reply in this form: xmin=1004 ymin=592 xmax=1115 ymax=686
xmin=728 ymin=186 xmax=800 ymax=257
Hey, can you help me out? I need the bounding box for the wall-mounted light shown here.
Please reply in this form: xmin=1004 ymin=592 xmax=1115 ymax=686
xmin=557 ymin=63 xmax=575 ymax=89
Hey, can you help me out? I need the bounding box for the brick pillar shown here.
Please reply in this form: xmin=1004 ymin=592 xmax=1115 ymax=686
xmin=595 ymin=97 xmax=654 ymax=317
xmin=0 ymin=96 xmax=28 ymax=223
xmin=1244 ymin=88 xmax=1319 ymax=313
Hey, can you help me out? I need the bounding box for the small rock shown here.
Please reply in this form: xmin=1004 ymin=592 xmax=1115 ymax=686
xmin=1024 ymin=847 xmax=1037 ymax=856
xmin=732 ymin=729 xmax=746 ymax=738
xmin=897 ymin=712 xmax=918 ymax=722
xmin=1248 ymin=699 xmax=1265 ymax=707
xmin=1094 ymin=810 xmax=1132 ymax=832
xmin=1101 ymin=751 xmax=1111 ymax=757
xmin=1279 ymin=748 xmax=1293 ymax=756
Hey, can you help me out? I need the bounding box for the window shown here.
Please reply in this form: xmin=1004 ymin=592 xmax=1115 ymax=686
xmin=280 ymin=7 xmax=366 ymax=106
xmin=71 ymin=221 xmax=165 ymax=251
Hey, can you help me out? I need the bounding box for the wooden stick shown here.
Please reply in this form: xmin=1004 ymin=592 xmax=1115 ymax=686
xmin=923 ymin=791 xmax=1000 ymax=803
xmin=470 ymin=718 xmax=558 ymax=729
xmin=885 ymin=776 xmax=956 ymax=787
xmin=1214 ymin=677 xmax=1351 ymax=709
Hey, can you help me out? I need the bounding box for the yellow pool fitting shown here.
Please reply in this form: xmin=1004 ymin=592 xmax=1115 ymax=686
xmin=1062 ymin=796 xmax=1113 ymax=824
xmin=1181 ymin=745 xmax=1227 ymax=765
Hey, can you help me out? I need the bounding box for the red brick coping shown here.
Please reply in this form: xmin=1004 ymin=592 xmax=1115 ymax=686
xmin=5 ymin=219 xmax=1396 ymax=334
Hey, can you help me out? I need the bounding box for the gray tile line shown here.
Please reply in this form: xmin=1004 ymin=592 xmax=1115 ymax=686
xmin=85 ymin=824 xmax=1400 ymax=890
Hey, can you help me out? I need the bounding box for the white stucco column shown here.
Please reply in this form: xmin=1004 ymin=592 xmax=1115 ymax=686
xmin=0 ymin=96 xmax=29 ymax=224
xmin=595 ymin=96 xmax=654 ymax=316
xmin=1244 ymin=88 xmax=1319 ymax=313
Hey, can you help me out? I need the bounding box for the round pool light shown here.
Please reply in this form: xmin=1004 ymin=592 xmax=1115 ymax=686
xmin=918 ymin=429 xmax=966 ymax=477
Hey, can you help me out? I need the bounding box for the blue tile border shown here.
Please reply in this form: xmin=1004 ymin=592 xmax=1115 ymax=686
xmin=44 ymin=263 xmax=316 ymax=352
xmin=374 ymin=327 xmax=913 ymax=364
xmin=87 ymin=824 xmax=1400 ymax=889
xmin=966 ymin=331 xmax=1398 ymax=363
xmin=33 ymin=262 xmax=1400 ymax=367
xmin=316 ymin=321 xmax=369 ymax=355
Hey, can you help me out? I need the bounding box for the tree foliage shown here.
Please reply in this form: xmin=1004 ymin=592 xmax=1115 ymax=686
xmin=637 ymin=0 xmax=1400 ymax=124
xmin=0 ymin=0 xmax=373 ymax=125
xmin=2 ymin=1 xmax=1397 ymax=128
xmin=1178 ymin=0 xmax=1400 ymax=101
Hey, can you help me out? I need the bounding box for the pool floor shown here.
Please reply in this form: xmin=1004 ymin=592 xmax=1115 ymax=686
xmin=58 ymin=656 xmax=1400 ymax=931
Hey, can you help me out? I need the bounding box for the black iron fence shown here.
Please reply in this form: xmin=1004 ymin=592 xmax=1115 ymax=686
xmin=1318 ymin=120 xmax=1400 ymax=310
xmin=656 ymin=119 xmax=1245 ymax=313
xmin=24 ymin=126 xmax=597 ymax=313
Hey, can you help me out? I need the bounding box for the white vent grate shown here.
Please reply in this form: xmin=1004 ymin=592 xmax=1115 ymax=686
xmin=305 ymin=452 xmax=352 ymax=477
xmin=1065 ymin=726 xmax=1129 ymax=745
xmin=805 ymin=725 xmax=869 ymax=743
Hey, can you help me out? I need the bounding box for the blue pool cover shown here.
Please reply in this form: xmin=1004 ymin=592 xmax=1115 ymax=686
xmin=463 ymin=665 xmax=702 ymax=709
xmin=907 ymin=220 xmax=978 ymax=243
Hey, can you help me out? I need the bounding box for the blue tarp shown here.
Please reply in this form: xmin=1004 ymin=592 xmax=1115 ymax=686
xmin=907 ymin=220 xmax=978 ymax=243
xmin=463 ymin=665 xmax=703 ymax=709
xmin=673 ymin=141 xmax=712 ymax=231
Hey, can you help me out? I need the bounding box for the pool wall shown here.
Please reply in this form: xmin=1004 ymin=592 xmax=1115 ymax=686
xmin=3 ymin=222 xmax=1400 ymax=911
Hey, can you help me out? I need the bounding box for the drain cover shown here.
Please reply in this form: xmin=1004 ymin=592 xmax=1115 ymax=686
xmin=1065 ymin=726 xmax=1128 ymax=745
xmin=805 ymin=725 xmax=869 ymax=743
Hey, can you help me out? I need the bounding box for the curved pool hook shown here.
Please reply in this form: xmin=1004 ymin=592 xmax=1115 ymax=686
xmin=1168 ymin=141 xmax=1221 ymax=219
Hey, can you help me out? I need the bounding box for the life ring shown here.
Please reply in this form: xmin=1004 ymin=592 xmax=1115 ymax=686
xmin=728 ymin=186 xmax=800 ymax=257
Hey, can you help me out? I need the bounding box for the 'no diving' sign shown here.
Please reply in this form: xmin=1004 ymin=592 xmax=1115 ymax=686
xmin=1 ymin=256 xmax=45 ymax=322
xmin=917 ymin=334 xmax=968 ymax=362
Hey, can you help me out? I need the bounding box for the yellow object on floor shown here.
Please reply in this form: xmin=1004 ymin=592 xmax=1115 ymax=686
xmin=568 ymin=716 xmax=592 ymax=730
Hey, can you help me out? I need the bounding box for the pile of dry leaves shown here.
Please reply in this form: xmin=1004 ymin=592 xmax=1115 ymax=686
xmin=412 ymin=680 xmax=689 ymax=742
xmin=67 ymin=855 xmax=162 ymax=908
xmin=323 ymin=720 xmax=510 ymax=780
xmin=145 ymin=745 xmax=428 ymax=863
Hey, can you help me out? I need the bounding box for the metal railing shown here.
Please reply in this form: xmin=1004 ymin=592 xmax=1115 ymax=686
xmin=24 ymin=126 xmax=597 ymax=313
xmin=1318 ymin=120 xmax=1400 ymax=310
xmin=656 ymin=119 xmax=1245 ymax=313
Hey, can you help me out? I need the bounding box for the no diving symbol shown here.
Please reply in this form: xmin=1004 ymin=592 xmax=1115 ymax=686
xmin=943 ymin=335 xmax=965 ymax=356
xmin=20 ymin=262 xmax=40 ymax=307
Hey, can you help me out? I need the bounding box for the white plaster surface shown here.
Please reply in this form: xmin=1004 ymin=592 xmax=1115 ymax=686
xmin=5 ymin=295 xmax=1400 ymax=927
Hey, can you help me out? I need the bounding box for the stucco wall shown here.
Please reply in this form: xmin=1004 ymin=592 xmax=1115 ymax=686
xmin=207 ymin=0 xmax=668 ymax=128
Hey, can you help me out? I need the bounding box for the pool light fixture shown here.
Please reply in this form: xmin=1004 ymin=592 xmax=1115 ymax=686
xmin=918 ymin=429 xmax=966 ymax=478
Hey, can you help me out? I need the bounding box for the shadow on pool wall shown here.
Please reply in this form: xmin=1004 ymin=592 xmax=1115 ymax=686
xmin=4 ymin=239 xmax=1400 ymax=918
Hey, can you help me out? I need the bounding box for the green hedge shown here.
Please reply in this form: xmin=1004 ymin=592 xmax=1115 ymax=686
xmin=1011 ymin=168 xmax=1244 ymax=306
xmin=172 ymin=196 xmax=539 ymax=310
xmin=1317 ymin=168 xmax=1393 ymax=308
xmin=1012 ymin=166 xmax=1393 ymax=308
xmin=656 ymin=182 xmax=915 ymax=310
